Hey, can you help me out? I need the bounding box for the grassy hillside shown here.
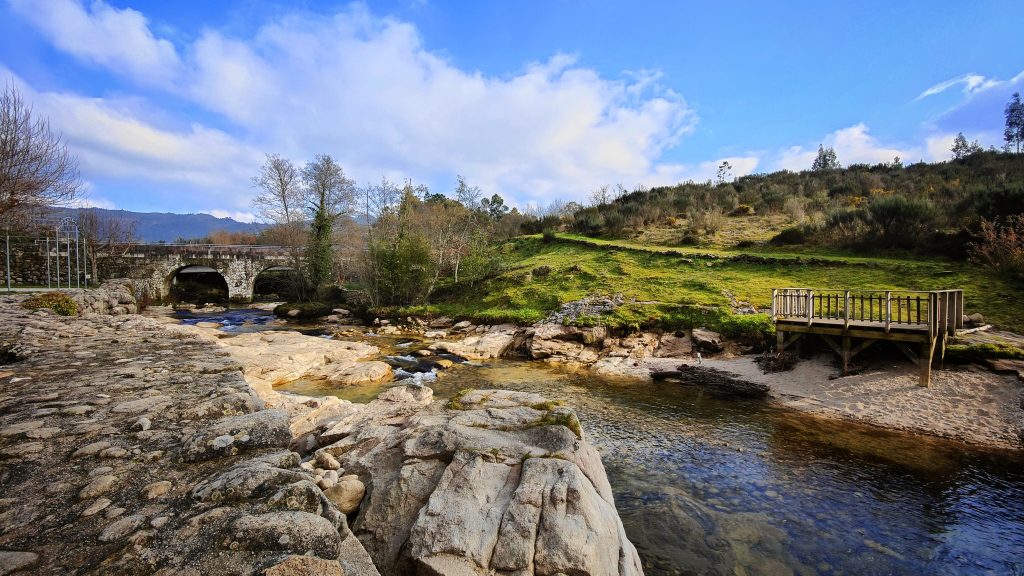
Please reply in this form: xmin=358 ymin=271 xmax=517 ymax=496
xmin=400 ymin=234 xmax=1024 ymax=334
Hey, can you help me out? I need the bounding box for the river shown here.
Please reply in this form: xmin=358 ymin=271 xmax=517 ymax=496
xmin=178 ymin=308 xmax=1024 ymax=576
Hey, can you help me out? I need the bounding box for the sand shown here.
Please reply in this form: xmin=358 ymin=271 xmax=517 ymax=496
xmin=642 ymin=355 xmax=1024 ymax=450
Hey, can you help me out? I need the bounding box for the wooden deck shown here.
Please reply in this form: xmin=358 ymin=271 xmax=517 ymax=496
xmin=771 ymin=288 xmax=964 ymax=387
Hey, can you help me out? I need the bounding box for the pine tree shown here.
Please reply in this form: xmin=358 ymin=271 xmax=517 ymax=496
xmin=1005 ymin=92 xmax=1024 ymax=153
xmin=811 ymin=145 xmax=840 ymax=171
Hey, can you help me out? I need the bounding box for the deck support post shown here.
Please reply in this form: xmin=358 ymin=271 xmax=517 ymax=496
xmin=842 ymin=336 xmax=851 ymax=374
xmin=919 ymin=339 xmax=935 ymax=388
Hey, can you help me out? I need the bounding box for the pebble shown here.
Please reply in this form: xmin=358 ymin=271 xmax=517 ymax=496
xmin=0 ymin=421 xmax=45 ymax=437
xmin=98 ymin=514 xmax=145 ymax=542
xmin=150 ymin=516 xmax=169 ymax=529
xmin=314 ymin=451 xmax=341 ymax=471
xmin=79 ymin=475 xmax=117 ymax=499
xmin=81 ymin=498 xmax=112 ymax=517
xmin=0 ymin=551 xmax=40 ymax=574
xmin=99 ymin=447 xmax=129 ymax=459
xmin=105 ymin=507 xmax=126 ymax=519
xmin=72 ymin=441 xmax=111 ymax=458
xmin=25 ymin=426 xmax=61 ymax=439
xmin=144 ymin=481 xmax=172 ymax=499
xmin=134 ymin=417 xmax=152 ymax=431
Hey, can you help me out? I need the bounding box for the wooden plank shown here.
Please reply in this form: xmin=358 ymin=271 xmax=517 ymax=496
xmin=820 ymin=334 xmax=842 ymax=357
xmin=920 ymin=339 xmax=935 ymax=388
xmin=849 ymin=338 xmax=876 ymax=360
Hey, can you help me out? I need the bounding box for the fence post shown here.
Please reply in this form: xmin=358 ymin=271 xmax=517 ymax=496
xmin=807 ymin=289 xmax=814 ymax=326
xmin=771 ymin=289 xmax=777 ymax=319
xmin=885 ymin=291 xmax=891 ymax=333
xmin=4 ymin=227 xmax=10 ymax=293
xmin=844 ymin=290 xmax=851 ymax=330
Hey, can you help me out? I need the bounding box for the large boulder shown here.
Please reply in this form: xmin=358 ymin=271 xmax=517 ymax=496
xmin=431 ymin=324 xmax=521 ymax=360
xmin=323 ymin=386 xmax=643 ymax=576
xmin=691 ymin=328 xmax=724 ymax=353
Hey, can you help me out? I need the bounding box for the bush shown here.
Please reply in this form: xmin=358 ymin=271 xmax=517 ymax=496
xmin=541 ymin=228 xmax=557 ymax=243
xmin=968 ymin=215 xmax=1024 ymax=279
xmin=273 ymin=301 xmax=332 ymax=319
xmin=22 ymin=292 xmax=78 ymax=316
xmin=729 ymin=204 xmax=755 ymax=216
xmin=865 ymin=196 xmax=938 ymax=248
xmin=770 ymin=226 xmax=808 ymax=245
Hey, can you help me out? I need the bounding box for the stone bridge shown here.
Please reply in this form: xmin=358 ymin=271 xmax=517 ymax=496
xmin=111 ymin=244 xmax=295 ymax=302
xmin=0 ymin=238 xmax=295 ymax=303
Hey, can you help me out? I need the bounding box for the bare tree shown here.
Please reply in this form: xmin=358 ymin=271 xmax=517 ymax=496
xmin=589 ymin=185 xmax=610 ymax=207
xmin=302 ymin=154 xmax=356 ymax=290
xmin=78 ymin=208 xmax=137 ymax=284
xmin=0 ymin=84 xmax=80 ymax=226
xmin=252 ymin=154 xmax=302 ymax=224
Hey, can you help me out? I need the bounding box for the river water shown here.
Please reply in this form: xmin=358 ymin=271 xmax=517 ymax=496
xmin=179 ymin=309 xmax=1024 ymax=576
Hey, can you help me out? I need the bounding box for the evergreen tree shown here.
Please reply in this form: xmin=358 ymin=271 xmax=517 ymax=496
xmin=811 ymin=145 xmax=840 ymax=171
xmin=1005 ymin=92 xmax=1024 ymax=153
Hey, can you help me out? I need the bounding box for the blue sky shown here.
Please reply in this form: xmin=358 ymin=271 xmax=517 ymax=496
xmin=1 ymin=0 xmax=1021 ymax=220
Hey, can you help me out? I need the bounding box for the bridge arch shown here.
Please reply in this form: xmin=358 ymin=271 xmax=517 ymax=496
xmin=253 ymin=265 xmax=297 ymax=302
xmin=167 ymin=265 xmax=229 ymax=304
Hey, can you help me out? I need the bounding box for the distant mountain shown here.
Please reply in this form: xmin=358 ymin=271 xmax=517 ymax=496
xmin=54 ymin=208 xmax=266 ymax=243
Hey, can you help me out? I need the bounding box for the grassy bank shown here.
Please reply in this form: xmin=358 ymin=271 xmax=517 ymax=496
xmin=397 ymin=234 xmax=1024 ymax=334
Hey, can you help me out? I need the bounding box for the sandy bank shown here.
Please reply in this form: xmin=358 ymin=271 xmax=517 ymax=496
xmin=645 ymin=354 xmax=1024 ymax=450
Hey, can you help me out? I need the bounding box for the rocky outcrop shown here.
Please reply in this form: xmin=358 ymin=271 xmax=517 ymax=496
xmin=72 ymin=279 xmax=139 ymax=315
xmin=312 ymin=387 xmax=643 ymax=576
xmin=0 ymin=296 xmax=378 ymax=575
xmin=429 ymin=323 xmax=520 ymax=360
xmin=206 ymin=330 xmax=392 ymax=404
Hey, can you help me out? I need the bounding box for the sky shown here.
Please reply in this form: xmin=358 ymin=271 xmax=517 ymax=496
xmin=1 ymin=0 xmax=1021 ymax=221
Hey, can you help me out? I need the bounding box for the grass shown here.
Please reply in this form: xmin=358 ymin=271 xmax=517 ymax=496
xmin=409 ymin=233 xmax=1024 ymax=333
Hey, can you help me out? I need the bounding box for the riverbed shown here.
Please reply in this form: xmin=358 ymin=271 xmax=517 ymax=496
xmin=179 ymin=308 xmax=1024 ymax=576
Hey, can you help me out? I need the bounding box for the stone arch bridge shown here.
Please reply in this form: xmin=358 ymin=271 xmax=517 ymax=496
xmin=101 ymin=244 xmax=295 ymax=303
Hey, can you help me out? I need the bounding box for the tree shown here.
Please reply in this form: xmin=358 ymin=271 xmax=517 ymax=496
xmin=251 ymin=154 xmax=307 ymax=299
xmin=950 ymin=133 xmax=983 ymax=160
xmin=252 ymin=154 xmax=302 ymax=224
xmin=589 ymin=185 xmax=610 ymax=207
xmin=0 ymin=84 xmax=80 ymax=225
xmin=79 ymin=208 xmax=136 ymax=284
xmin=1004 ymin=92 xmax=1024 ymax=153
xmin=811 ymin=145 xmax=840 ymax=171
xmin=301 ymin=154 xmax=355 ymax=291
xmin=716 ymin=161 xmax=732 ymax=184
xmin=480 ymin=193 xmax=509 ymax=220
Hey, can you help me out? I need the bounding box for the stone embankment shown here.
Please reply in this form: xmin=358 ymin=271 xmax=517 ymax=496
xmin=0 ymin=295 xmax=642 ymax=575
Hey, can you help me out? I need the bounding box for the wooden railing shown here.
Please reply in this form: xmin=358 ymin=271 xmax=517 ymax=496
xmin=771 ymin=288 xmax=963 ymax=336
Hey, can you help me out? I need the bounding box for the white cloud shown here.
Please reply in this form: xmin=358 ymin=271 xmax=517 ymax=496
xmin=9 ymin=1 xmax=698 ymax=207
xmin=8 ymin=0 xmax=181 ymax=86
xmin=773 ymin=124 xmax=922 ymax=170
xmin=206 ymin=210 xmax=257 ymax=223
xmin=916 ymin=73 xmax=1001 ymax=101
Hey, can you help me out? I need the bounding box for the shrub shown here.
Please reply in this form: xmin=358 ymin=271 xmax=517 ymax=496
xmin=541 ymin=228 xmax=557 ymax=243
xmin=864 ymin=196 xmax=938 ymax=249
xmin=686 ymin=207 xmax=724 ymax=236
xmin=770 ymin=226 xmax=808 ymax=245
xmin=729 ymin=204 xmax=755 ymax=216
xmin=967 ymin=215 xmax=1024 ymax=279
xmin=273 ymin=301 xmax=332 ymax=319
xmin=22 ymin=292 xmax=78 ymax=316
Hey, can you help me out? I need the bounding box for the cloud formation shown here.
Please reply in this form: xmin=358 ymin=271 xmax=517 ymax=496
xmin=7 ymin=1 xmax=698 ymax=211
xmin=916 ymin=73 xmax=1000 ymax=101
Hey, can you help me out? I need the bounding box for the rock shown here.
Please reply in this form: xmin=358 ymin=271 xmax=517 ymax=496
xmin=98 ymin=514 xmax=146 ymax=542
xmin=452 ymin=320 xmax=472 ymax=331
xmin=433 ymin=324 xmax=520 ymax=360
xmin=657 ymin=364 xmax=770 ymax=398
xmin=324 ymin=476 xmax=365 ymax=514
xmin=232 ymin=511 xmax=342 ymax=559
xmin=81 ymin=498 xmax=111 ymax=517
xmin=25 ymin=426 xmax=60 ymax=439
xmin=435 ymin=359 xmax=454 ymax=369
xmin=691 ymin=328 xmax=724 ymax=352
xmin=134 ymin=416 xmax=152 ymax=431
xmin=0 ymin=551 xmax=39 ymax=575
xmin=321 ymin=361 xmax=393 ymax=386
xmin=183 ymin=409 xmax=291 ymax=462
xmin=144 ymin=480 xmax=172 ymax=499
xmin=655 ymin=333 xmax=693 ymax=357
xmin=331 ymin=388 xmax=642 ymax=575
xmin=315 ymin=451 xmax=341 ymax=471
xmin=111 ymin=395 xmax=172 ymax=414
xmin=0 ymin=421 xmax=44 ymax=437
xmin=376 ymin=385 xmax=433 ymax=404
xmin=195 ymin=321 xmax=222 ymax=329
xmin=965 ymin=313 xmax=985 ymax=326
xmin=72 ymin=441 xmax=111 ymax=458
xmin=263 ymin=555 xmax=348 ymax=576
xmin=79 ymin=475 xmax=117 ymax=499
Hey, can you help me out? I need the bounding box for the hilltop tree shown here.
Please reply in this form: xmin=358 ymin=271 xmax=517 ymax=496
xmin=716 ymin=161 xmax=733 ymax=184
xmin=951 ymin=132 xmax=983 ymax=160
xmin=0 ymin=84 xmax=80 ymax=225
xmin=811 ymin=145 xmax=840 ymax=171
xmin=480 ymin=193 xmax=510 ymax=220
xmin=1005 ymin=92 xmax=1024 ymax=153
